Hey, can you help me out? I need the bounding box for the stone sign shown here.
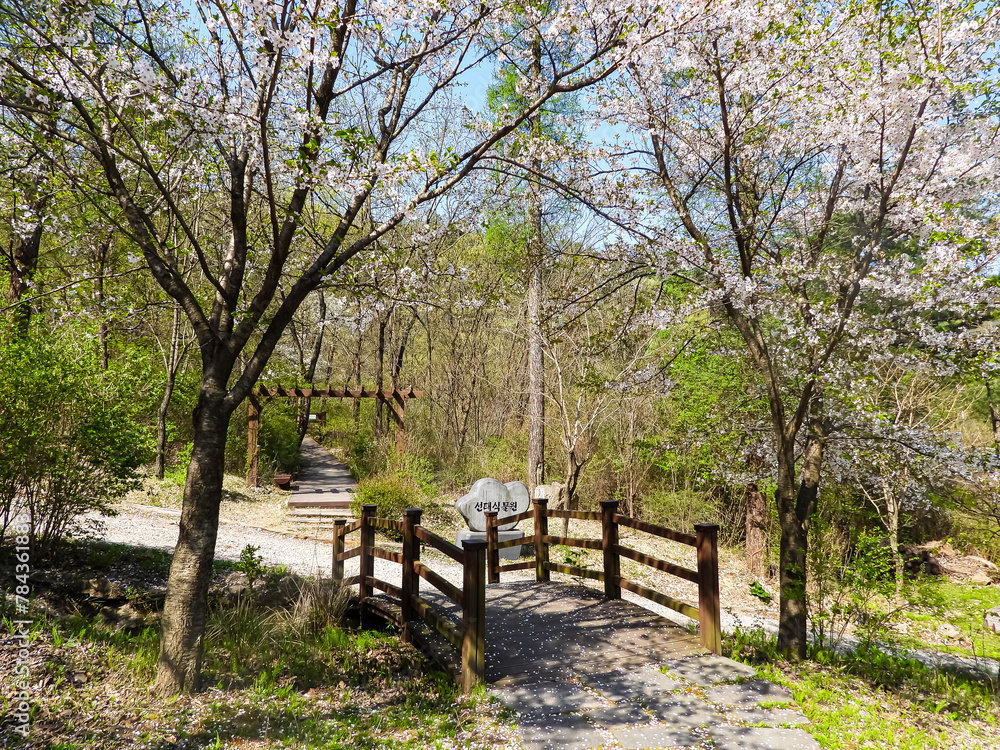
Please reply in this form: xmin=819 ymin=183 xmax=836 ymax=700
xmin=456 ymin=478 xmax=530 ymax=532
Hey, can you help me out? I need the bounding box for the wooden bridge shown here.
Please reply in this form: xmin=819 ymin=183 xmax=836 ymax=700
xmin=331 ymin=500 xmax=720 ymax=693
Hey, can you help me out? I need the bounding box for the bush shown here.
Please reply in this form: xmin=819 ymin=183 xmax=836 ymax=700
xmin=260 ymin=403 xmax=302 ymax=476
xmin=0 ymin=322 xmax=153 ymax=555
xmin=640 ymin=489 xmax=722 ymax=532
xmin=350 ymin=474 xmax=424 ymax=520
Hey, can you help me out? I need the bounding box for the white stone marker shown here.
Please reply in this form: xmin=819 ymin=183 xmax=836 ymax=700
xmin=455 ymin=478 xmax=530 ymax=532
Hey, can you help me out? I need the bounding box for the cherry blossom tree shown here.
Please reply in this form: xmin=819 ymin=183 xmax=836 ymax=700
xmin=0 ymin=0 xmax=701 ymax=693
xmin=594 ymin=0 xmax=1000 ymax=657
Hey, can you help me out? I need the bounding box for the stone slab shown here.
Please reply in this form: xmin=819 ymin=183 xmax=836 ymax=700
xmin=710 ymin=727 xmax=822 ymax=750
xmin=582 ymin=702 xmax=651 ymax=728
xmin=516 ymin=714 xmax=606 ymax=750
xmin=663 ymin=654 xmax=757 ymax=686
xmin=642 ymin=696 xmax=721 ymax=728
xmin=730 ymin=707 xmax=809 ymax=726
xmin=612 ymin=726 xmax=702 ymax=748
xmin=705 ymin=680 xmax=793 ymax=706
xmin=491 ymin=680 xmax=605 ymax=715
xmin=455 ymin=529 xmax=525 ymax=560
xmin=588 ymin=669 xmax=682 ymax=701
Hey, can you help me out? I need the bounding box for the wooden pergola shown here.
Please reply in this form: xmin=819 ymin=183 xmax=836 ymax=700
xmin=247 ymin=386 xmax=422 ymax=487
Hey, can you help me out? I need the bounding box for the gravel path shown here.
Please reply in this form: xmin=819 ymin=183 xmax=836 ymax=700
xmin=90 ymin=504 xmax=999 ymax=681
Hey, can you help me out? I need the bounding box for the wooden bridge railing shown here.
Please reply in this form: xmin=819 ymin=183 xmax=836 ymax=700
xmin=332 ymin=504 xmax=486 ymax=693
xmin=485 ymin=499 xmax=721 ymax=654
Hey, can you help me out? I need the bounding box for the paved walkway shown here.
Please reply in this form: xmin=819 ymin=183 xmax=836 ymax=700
xmin=481 ymin=581 xmax=819 ymax=750
xmin=288 ymin=437 xmax=356 ymax=511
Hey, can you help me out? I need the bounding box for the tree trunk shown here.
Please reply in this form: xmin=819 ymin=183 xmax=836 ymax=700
xmin=155 ymin=369 xmax=179 ymax=480
xmin=776 ymin=416 xmax=827 ymax=660
xmin=526 ymin=34 xmax=545 ymax=497
xmin=881 ymin=469 xmax=903 ymax=604
xmin=745 ymin=482 xmax=767 ymax=577
xmin=155 ymin=305 xmax=186 ymax=479
xmin=5 ymin=223 xmax=43 ymax=334
xmin=153 ymin=382 xmax=233 ymax=695
xmin=376 ymin=314 xmax=388 ymax=436
xmin=297 ymin=292 xmax=326 ymax=444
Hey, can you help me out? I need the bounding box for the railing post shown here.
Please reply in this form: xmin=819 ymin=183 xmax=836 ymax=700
xmin=461 ymin=539 xmax=487 ymax=694
xmin=601 ymin=500 xmax=620 ymax=600
xmin=359 ymin=504 xmax=376 ymax=606
xmin=533 ymin=498 xmax=549 ymax=582
xmin=485 ymin=510 xmax=500 ymax=584
xmin=332 ymin=518 xmax=346 ymax=582
xmin=695 ymin=523 xmax=721 ymax=654
xmin=401 ymin=508 xmax=422 ymax=645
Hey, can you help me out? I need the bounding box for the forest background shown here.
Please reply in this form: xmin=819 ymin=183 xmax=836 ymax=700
xmin=2 ymin=0 xmax=1000 ymax=699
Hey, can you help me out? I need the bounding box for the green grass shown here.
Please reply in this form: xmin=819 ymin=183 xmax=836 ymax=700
xmin=898 ymin=578 xmax=1000 ymax=659
xmin=2 ymin=540 xmax=502 ymax=749
xmin=725 ymin=628 xmax=1000 ymax=750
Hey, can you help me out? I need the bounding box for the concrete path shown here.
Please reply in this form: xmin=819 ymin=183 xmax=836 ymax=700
xmin=288 ymin=436 xmax=357 ymax=511
xmin=480 ymin=581 xmax=819 ymax=750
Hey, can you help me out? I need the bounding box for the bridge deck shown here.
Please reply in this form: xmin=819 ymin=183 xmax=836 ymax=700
xmin=483 ymin=580 xmax=705 ymax=683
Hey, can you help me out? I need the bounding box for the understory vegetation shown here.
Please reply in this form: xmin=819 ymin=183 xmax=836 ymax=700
xmin=0 ymin=540 xmax=500 ymax=749
xmin=725 ymin=628 xmax=1000 ymax=750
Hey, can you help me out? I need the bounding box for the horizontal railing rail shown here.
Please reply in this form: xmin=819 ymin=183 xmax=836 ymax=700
xmin=483 ymin=498 xmax=721 ymax=654
xmin=332 ymin=505 xmax=485 ymax=693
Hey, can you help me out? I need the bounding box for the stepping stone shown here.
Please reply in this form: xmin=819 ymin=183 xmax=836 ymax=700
xmin=706 ymin=680 xmax=793 ymax=706
xmin=491 ymin=681 xmax=605 ymax=715
xmin=612 ymin=726 xmax=702 ymax=748
xmin=731 ymin=707 xmax=809 ymax=726
xmin=517 ymin=714 xmax=606 ymax=750
xmin=587 ymin=669 xmax=681 ymax=701
xmin=664 ymin=654 xmax=757 ymax=686
xmin=643 ymin=696 xmax=721 ymax=728
xmin=582 ymin=702 xmax=651 ymax=728
xmin=710 ymin=726 xmax=822 ymax=750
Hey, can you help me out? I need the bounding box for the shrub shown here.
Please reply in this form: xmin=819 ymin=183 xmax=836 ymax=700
xmin=350 ymin=474 xmax=424 ymax=520
xmin=0 ymin=321 xmax=153 ymax=554
xmin=260 ymin=403 xmax=302 ymax=476
xmin=640 ymin=489 xmax=721 ymax=532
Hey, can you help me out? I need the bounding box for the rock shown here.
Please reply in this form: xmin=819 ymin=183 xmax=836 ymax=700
xmin=938 ymin=623 xmax=960 ymax=639
xmin=534 ymin=482 xmax=564 ymax=506
xmin=505 ymin=480 xmax=530 ymax=515
xmin=969 ymin=556 xmax=997 ymax=570
xmin=985 ymin=607 xmax=1000 ymax=634
xmin=899 ymin=546 xmax=942 ymax=578
xmin=116 ymin=603 xmax=145 ymax=630
xmin=969 ymin=571 xmax=993 ymax=585
xmin=83 ymin=578 xmax=126 ymax=600
xmin=225 ymin=571 xmax=249 ymax=587
xmin=455 ymin=478 xmax=529 ymax=532
xmin=28 ymin=571 xmax=53 ymax=586
xmin=221 ymin=584 xmax=249 ymax=604
xmin=71 ymin=671 xmax=88 ymax=687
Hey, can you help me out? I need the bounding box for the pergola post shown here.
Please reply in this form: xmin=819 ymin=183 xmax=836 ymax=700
xmin=247 ymin=392 xmax=261 ymax=488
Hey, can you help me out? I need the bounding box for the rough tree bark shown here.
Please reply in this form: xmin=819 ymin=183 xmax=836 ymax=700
xmin=526 ymin=33 xmax=545 ymax=497
xmin=155 ymin=305 xmax=187 ymax=479
xmin=745 ymin=481 xmax=768 ymax=577
xmin=775 ymin=412 xmax=827 ymax=658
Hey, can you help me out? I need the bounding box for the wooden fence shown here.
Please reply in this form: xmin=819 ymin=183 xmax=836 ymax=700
xmin=333 ymin=499 xmax=721 ymax=693
xmin=331 ymin=505 xmax=485 ymax=693
xmin=485 ymin=499 xmax=721 ymax=655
